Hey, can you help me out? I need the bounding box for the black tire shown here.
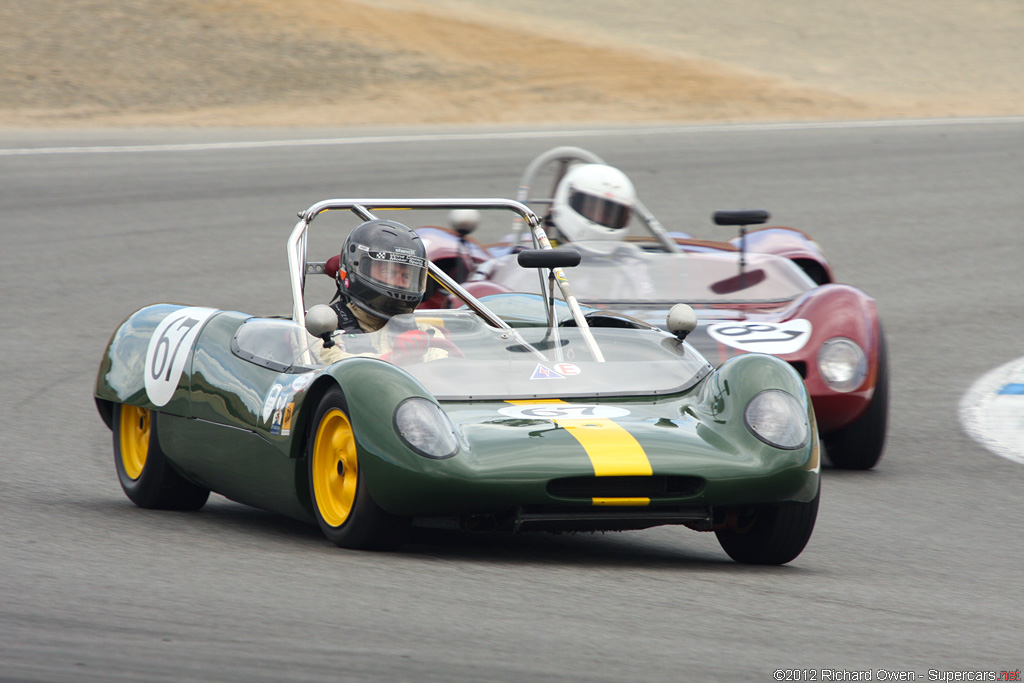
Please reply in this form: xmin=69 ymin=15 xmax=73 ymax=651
xmin=307 ymin=387 xmax=410 ymax=550
xmin=715 ymin=484 xmax=820 ymax=565
xmin=112 ymin=403 xmax=210 ymax=511
xmin=792 ymin=258 xmax=831 ymax=285
xmin=823 ymin=327 xmax=889 ymax=470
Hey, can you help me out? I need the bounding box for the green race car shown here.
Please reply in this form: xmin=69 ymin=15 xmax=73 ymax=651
xmin=95 ymin=198 xmax=820 ymax=564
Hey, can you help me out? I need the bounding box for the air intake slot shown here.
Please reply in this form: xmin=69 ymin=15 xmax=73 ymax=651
xmin=547 ymin=475 xmax=704 ymax=500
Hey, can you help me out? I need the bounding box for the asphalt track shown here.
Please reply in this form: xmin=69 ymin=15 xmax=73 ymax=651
xmin=2 ymin=120 xmax=1023 ymax=682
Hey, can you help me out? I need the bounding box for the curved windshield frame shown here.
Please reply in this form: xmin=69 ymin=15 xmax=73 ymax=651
xmin=232 ymin=317 xmax=319 ymax=373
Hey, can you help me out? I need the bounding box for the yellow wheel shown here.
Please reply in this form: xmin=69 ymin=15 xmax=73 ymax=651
xmin=112 ymin=403 xmax=209 ymax=510
xmin=307 ymin=388 xmax=409 ymax=549
xmin=311 ymin=408 xmax=358 ymax=528
xmin=118 ymin=404 xmax=150 ymax=480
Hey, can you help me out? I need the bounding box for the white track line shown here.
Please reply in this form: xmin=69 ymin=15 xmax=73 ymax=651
xmin=960 ymin=356 xmax=1024 ymax=465
xmin=3 ymin=117 xmax=1024 ymax=157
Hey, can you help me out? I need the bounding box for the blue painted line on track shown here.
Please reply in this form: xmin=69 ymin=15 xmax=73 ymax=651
xmin=960 ymin=357 xmax=1024 ymax=465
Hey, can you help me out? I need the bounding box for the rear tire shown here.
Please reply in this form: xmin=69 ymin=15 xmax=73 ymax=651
xmin=307 ymin=387 xmax=410 ymax=549
xmin=113 ymin=404 xmax=210 ymax=510
xmin=715 ymin=485 xmax=819 ymax=565
xmin=823 ymin=327 xmax=889 ymax=470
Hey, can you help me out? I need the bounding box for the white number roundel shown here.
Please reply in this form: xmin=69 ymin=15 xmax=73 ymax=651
xmin=144 ymin=307 xmax=218 ymax=406
xmin=498 ymin=404 xmax=630 ymax=420
xmin=707 ymin=319 xmax=812 ymax=355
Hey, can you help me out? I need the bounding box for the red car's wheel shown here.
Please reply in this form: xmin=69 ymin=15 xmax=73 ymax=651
xmin=823 ymin=328 xmax=889 ymax=470
xmin=113 ymin=403 xmax=210 ymax=510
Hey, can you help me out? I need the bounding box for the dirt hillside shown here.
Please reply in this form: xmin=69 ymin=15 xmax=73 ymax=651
xmin=1 ymin=0 xmax=1021 ymax=127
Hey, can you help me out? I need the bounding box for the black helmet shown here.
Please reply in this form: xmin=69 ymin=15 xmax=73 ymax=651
xmin=340 ymin=219 xmax=428 ymax=318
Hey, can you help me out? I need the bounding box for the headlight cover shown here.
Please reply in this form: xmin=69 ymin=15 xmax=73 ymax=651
xmin=394 ymin=398 xmax=459 ymax=459
xmin=744 ymin=389 xmax=810 ymax=450
xmin=817 ymin=337 xmax=868 ymax=392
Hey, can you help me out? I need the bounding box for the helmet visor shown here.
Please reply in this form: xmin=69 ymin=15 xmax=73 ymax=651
xmin=569 ymin=191 xmax=632 ymax=230
xmin=360 ymin=249 xmax=428 ymax=295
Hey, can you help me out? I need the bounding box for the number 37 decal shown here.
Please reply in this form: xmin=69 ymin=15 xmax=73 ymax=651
xmin=706 ymin=319 xmax=812 ymax=355
xmin=144 ymin=307 xmax=218 ymax=406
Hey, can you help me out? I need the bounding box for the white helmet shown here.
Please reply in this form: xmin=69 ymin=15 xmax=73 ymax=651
xmin=550 ymin=163 xmax=636 ymax=243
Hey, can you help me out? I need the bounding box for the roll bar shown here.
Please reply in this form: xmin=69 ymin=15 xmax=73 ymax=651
xmin=288 ymin=198 xmax=606 ymax=362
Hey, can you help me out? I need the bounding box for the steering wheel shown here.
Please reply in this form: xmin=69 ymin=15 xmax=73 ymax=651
xmin=382 ymin=331 xmax=465 ymax=363
xmin=428 ymin=336 xmax=465 ymax=358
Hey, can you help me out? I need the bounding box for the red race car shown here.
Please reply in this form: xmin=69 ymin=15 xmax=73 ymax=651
xmin=418 ymin=146 xmax=888 ymax=470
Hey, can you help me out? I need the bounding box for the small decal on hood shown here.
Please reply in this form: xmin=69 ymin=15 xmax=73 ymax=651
xmin=530 ymin=363 xmax=565 ymax=380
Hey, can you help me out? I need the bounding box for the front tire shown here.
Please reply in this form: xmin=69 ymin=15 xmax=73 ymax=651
xmin=823 ymin=327 xmax=889 ymax=470
xmin=307 ymin=387 xmax=410 ymax=549
xmin=715 ymin=485 xmax=820 ymax=565
xmin=113 ymin=404 xmax=210 ymax=510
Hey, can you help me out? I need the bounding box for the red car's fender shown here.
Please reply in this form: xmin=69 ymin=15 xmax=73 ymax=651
xmin=777 ymin=284 xmax=881 ymax=432
xmin=732 ymin=226 xmax=835 ymax=285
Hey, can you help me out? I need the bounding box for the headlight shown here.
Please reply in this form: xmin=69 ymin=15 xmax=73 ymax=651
xmin=744 ymin=390 xmax=809 ymax=450
xmin=394 ymin=398 xmax=458 ymax=459
xmin=817 ymin=338 xmax=867 ymax=392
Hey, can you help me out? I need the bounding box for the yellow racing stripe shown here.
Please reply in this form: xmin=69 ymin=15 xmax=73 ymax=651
xmin=506 ymin=400 xmax=652 ymax=505
xmin=553 ymin=416 xmax=652 ymax=477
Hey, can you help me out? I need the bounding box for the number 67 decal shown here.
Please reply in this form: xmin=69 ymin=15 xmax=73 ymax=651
xmin=707 ymin=319 xmax=812 ymax=355
xmin=144 ymin=307 xmax=218 ymax=406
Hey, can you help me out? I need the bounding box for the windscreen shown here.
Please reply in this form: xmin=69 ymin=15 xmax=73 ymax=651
xmin=485 ymin=242 xmax=816 ymax=304
xmin=310 ymin=309 xmax=712 ymax=400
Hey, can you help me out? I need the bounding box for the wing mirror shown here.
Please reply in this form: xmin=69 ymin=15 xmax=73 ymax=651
xmin=667 ymin=303 xmax=698 ymax=341
xmin=305 ymin=304 xmax=339 ymax=347
xmin=713 ymin=209 xmax=770 ymax=276
xmin=449 ymin=209 xmax=481 ymax=237
xmin=516 ymin=249 xmax=582 ymax=269
xmin=713 ymin=209 xmax=770 ymax=226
